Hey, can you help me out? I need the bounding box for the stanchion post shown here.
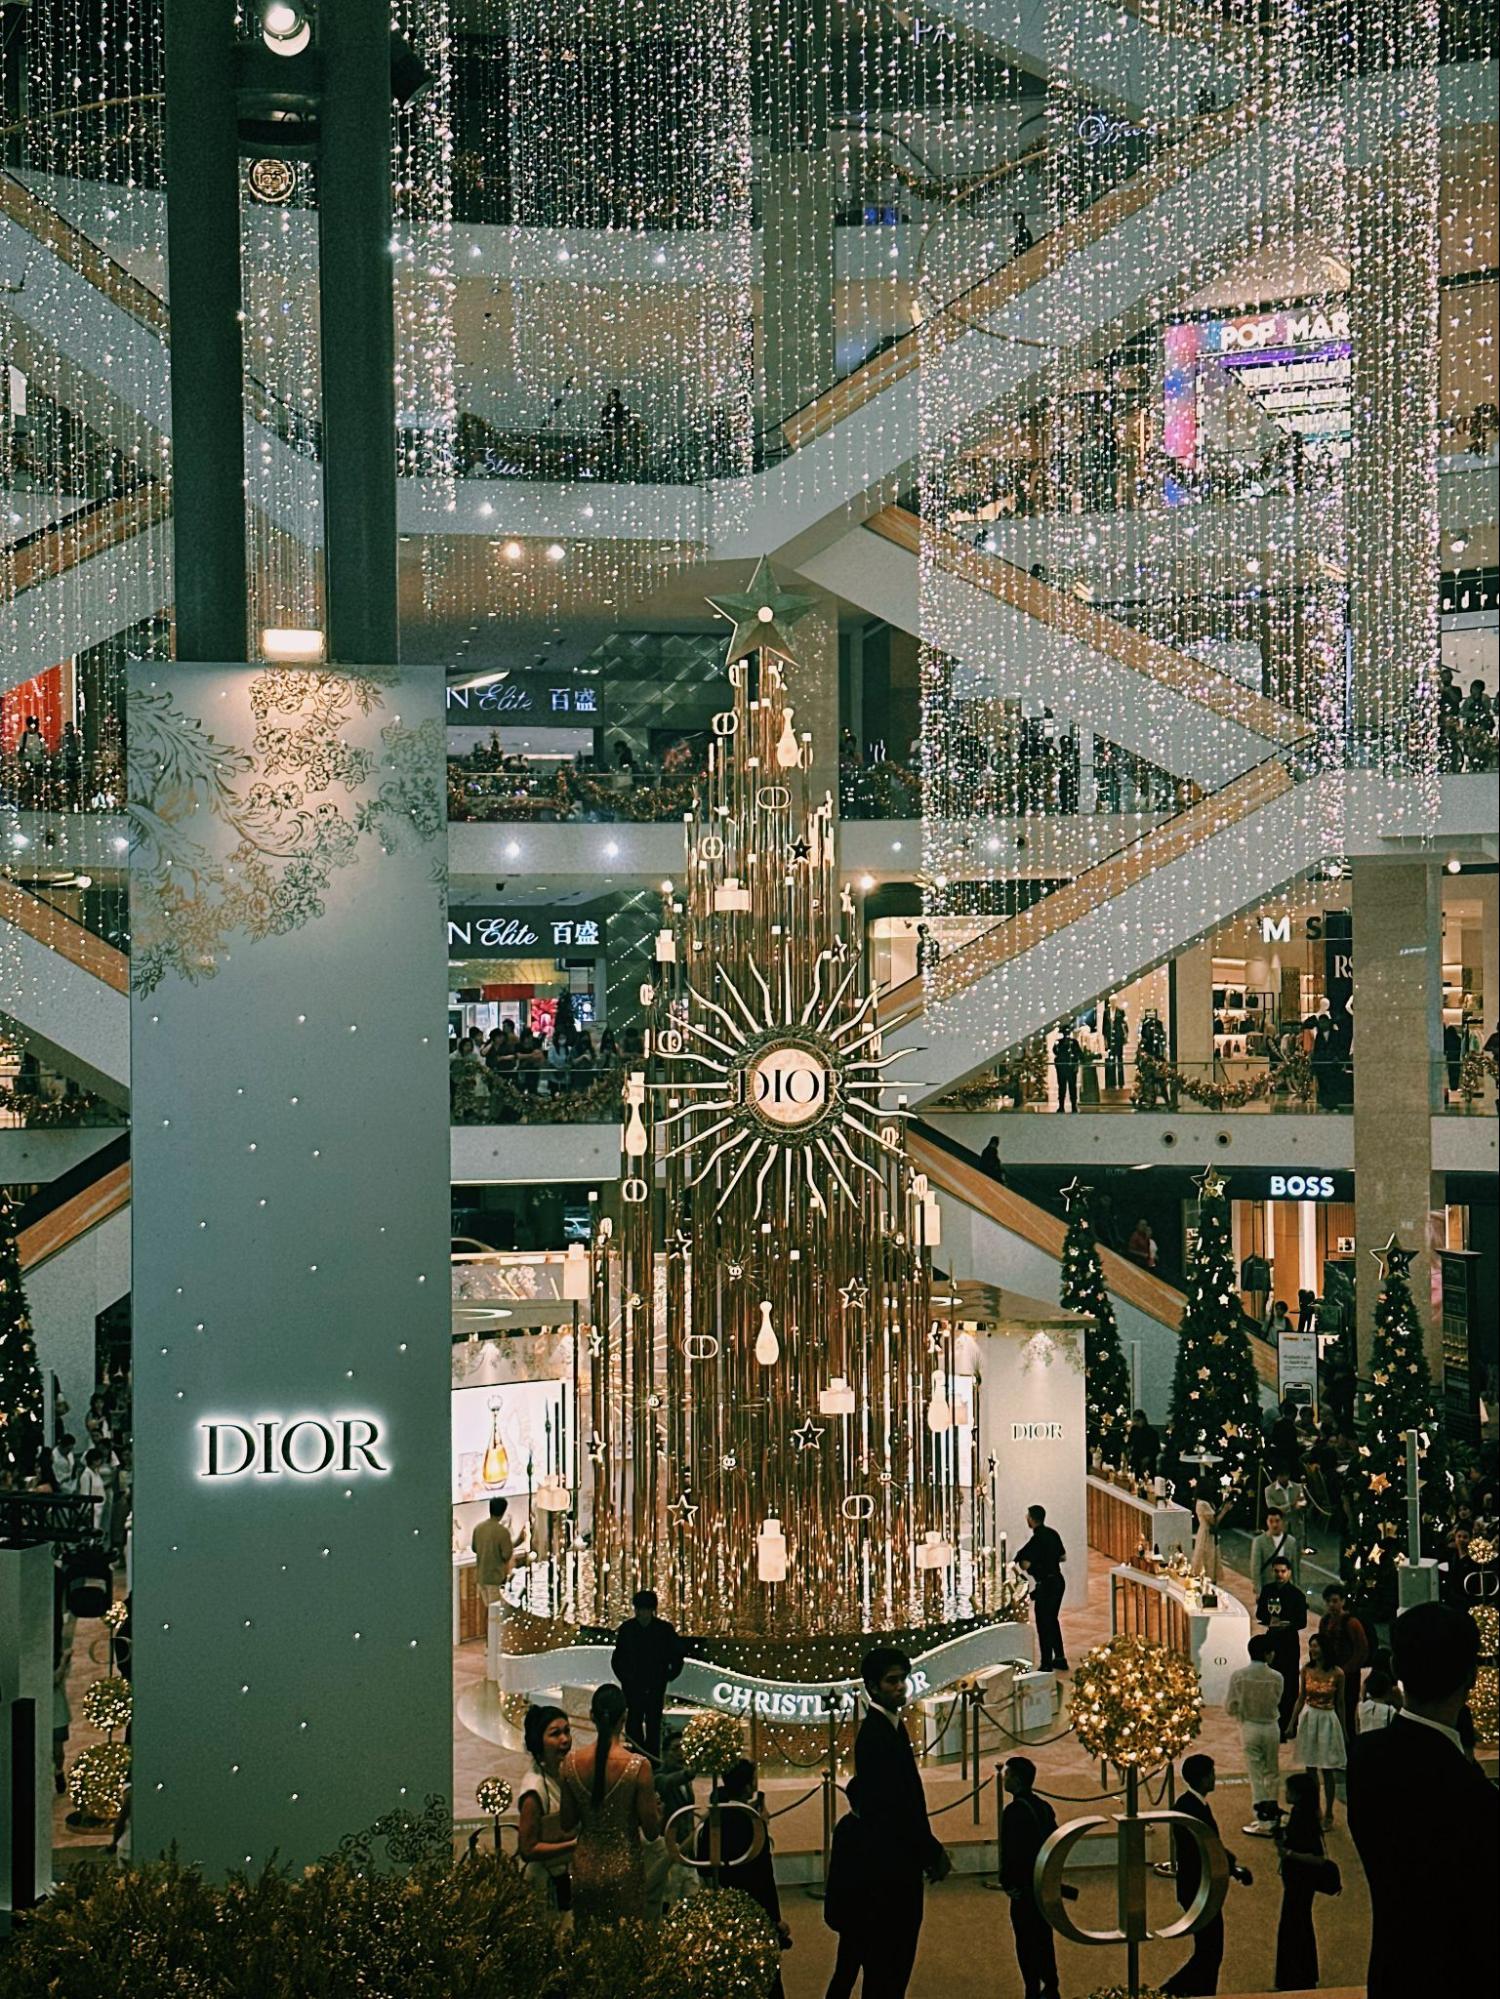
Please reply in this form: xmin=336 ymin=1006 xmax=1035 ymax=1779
xmin=970 ymin=1695 xmax=982 ymax=1824
xmin=988 ymin=1767 xmax=1012 ymax=1887
xmin=959 ymin=1686 xmax=970 ymax=1782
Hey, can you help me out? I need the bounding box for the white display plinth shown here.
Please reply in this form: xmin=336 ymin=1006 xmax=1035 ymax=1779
xmin=1109 ymin=1564 xmax=1251 ymax=1703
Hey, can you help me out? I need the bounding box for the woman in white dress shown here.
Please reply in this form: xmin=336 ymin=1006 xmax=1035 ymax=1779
xmin=1290 ymin=1631 xmax=1347 ymax=1829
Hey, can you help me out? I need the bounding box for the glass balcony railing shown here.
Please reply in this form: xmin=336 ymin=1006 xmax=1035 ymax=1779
xmin=1 ymin=747 xmax=125 ymax=816
xmin=450 ymin=1048 xmax=630 ymax=1126
xmin=935 ymin=1053 xmax=1498 ymax=1117
xmin=0 ymin=1057 xmax=125 ymax=1130
xmin=447 ymin=761 xmax=699 ymax=825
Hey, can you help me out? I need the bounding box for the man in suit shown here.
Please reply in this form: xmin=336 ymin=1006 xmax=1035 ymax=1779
xmin=1247 ymin=1505 xmax=1301 ymax=1591
xmin=849 ymin=1645 xmax=951 ymax=1998
xmin=1348 ymin=1601 xmax=1500 ymax=1999
xmin=610 ymin=1588 xmax=686 ymax=1760
xmin=1016 ymin=1504 xmax=1069 ymax=1671
xmin=1255 ymin=1555 xmax=1308 ymax=1739
xmin=1162 ymin=1753 xmax=1249 ymax=1996
xmin=999 ymin=1757 xmax=1060 ymax=1999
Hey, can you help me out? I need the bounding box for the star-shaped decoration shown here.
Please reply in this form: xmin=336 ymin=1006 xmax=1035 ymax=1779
xmin=1368 ymin=1471 xmax=1391 ymax=1494
xmin=667 ymin=1227 xmax=693 ymax=1260
xmin=1060 ymin=1176 xmax=1089 ymax=1213
xmin=706 ymin=558 xmax=816 ymax=667
xmin=791 ymin=1417 xmax=824 ymax=1453
xmin=839 ymin=1277 xmax=869 ymax=1313
xmin=1197 ymin=1366 xmax=1211 ymax=1381
xmin=585 ymin=1431 xmax=608 ymax=1466
xmin=1369 ymin=1233 xmax=1417 ymax=1281
xmin=790 ymin=838 xmax=812 ymax=863
xmin=926 ymin=1325 xmax=948 ymax=1355
xmin=1193 ymin=1165 xmax=1227 ymax=1201
xmin=1210 ymin=1332 xmax=1228 ymax=1346
xmin=668 ymin=1491 xmax=699 ymax=1526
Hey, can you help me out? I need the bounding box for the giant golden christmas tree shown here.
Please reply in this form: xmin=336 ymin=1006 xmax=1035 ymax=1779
xmin=579 ymin=562 xmax=973 ymax=1642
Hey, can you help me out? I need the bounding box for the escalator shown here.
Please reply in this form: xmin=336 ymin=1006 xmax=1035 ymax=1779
xmin=911 ymin=1123 xmax=1277 ymax=1408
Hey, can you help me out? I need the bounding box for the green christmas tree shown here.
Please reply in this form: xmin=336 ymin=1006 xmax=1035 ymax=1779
xmin=1342 ymin=1237 xmax=1448 ymax=1603
xmin=1166 ymin=1168 xmax=1261 ymax=1492
xmin=0 ymin=1186 xmax=46 ymax=1486
xmin=1059 ymin=1179 xmax=1131 ymax=1464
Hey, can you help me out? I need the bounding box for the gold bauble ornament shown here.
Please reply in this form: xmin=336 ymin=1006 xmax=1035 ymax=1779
xmin=67 ymin=1741 xmax=131 ymax=1818
xmin=1070 ymin=1635 xmax=1202 ymax=1772
xmin=80 ymin=1676 xmax=132 ymax=1733
xmin=652 ymin=1887 xmax=780 ymax=1999
xmin=679 ymin=1709 xmax=745 ymax=1778
xmin=475 ymin=1776 xmax=513 ymax=1816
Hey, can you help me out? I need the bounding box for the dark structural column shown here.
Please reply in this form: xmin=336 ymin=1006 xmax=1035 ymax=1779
xmin=317 ymin=0 xmax=399 ymax=665
xmin=162 ymin=0 xmax=247 ymax=662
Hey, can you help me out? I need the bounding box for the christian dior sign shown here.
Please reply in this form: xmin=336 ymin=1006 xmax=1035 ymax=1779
xmin=199 ymin=1415 xmax=389 ymax=1478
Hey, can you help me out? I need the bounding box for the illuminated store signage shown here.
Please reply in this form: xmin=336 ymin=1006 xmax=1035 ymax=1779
xmin=1011 ymin=1422 xmax=1064 ymax=1441
xmin=1268 ymin=1174 xmax=1336 ymax=1200
xmin=199 ymin=1416 xmax=389 ymax=1478
xmin=445 ymin=682 xmax=600 ymax=717
xmin=447 ymin=911 xmax=605 ymax=956
xmin=1164 ymin=306 xmax=1351 ymax=471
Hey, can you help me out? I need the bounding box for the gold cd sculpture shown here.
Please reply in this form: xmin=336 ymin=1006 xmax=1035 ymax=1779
xmin=580 ymin=561 xmax=970 ymax=1643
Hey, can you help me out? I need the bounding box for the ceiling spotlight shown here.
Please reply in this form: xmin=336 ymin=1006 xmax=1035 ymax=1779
xmin=260 ymin=1 xmax=311 ymax=56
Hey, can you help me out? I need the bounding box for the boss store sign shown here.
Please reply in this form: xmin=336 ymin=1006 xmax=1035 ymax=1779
xmin=1230 ymin=1170 xmax=1353 ymax=1203
xmin=447 ymin=908 xmax=607 ymax=957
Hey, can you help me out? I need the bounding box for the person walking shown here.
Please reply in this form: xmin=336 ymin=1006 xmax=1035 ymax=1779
xmin=470 ymin=1496 xmax=515 ymax=1607
xmin=1290 ymin=1632 xmax=1346 ymax=1827
xmin=1248 ymin=1505 xmax=1301 ymax=1591
xmin=1255 ymin=1555 xmax=1308 ymax=1740
xmin=1015 ymin=1504 xmax=1069 ymax=1672
xmin=1349 ymin=1603 xmax=1499 ymax=1997
xmin=822 ymin=1776 xmax=867 ymax=1999
xmin=698 ymin=1760 xmax=791 ymax=1997
xmin=559 ymin=1682 xmax=661 ymax=1929
xmin=1161 ymin=1753 xmax=1250 ymax=1996
xmin=516 ymin=1704 xmax=576 ymax=1909
xmin=979 ymin=1134 xmax=1005 ymax=1183
xmin=1225 ymin=1634 xmax=1284 ymax=1834
xmin=610 ymin=1587 xmax=686 ymax=1760
xmin=1103 ymin=1001 xmax=1129 ymax=1091
xmin=1316 ymin=1582 xmax=1369 ymax=1738
xmin=999 ymin=1757 xmax=1061 ymax=1999
xmin=1273 ymin=1769 xmax=1341 ymax=1990
xmin=847 ymin=1646 xmax=951 ymax=1999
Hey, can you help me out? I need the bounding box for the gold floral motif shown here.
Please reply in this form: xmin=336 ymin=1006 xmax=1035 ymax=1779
xmin=127 ymin=670 xmax=444 ymax=994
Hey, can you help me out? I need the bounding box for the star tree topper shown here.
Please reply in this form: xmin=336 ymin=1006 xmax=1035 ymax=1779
xmin=1192 ymin=1164 xmax=1227 ymax=1201
xmin=707 ymin=557 xmax=816 ymax=667
xmin=1369 ymin=1233 xmax=1417 ymax=1281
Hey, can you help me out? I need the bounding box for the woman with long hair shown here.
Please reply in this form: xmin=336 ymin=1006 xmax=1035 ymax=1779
xmin=516 ymin=1704 xmax=576 ymax=1909
xmin=559 ymin=1682 xmax=662 ymax=1927
xmin=1290 ymin=1631 xmax=1347 ymax=1828
xmin=1274 ymin=1769 xmax=1341 ymax=1989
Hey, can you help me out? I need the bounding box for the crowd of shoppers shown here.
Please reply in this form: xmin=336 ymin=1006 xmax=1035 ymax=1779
xmin=447 ymin=734 xmax=701 ymax=824
xmin=449 ymin=1016 xmax=642 ymax=1121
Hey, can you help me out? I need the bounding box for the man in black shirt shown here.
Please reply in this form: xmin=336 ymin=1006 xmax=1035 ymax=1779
xmin=1254 ymin=1556 xmax=1307 ymax=1739
xmin=610 ymin=1588 xmax=686 ymax=1759
xmin=1016 ymin=1504 xmax=1069 ymax=1672
xmin=1161 ymin=1752 xmax=1248 ymax=1996
xmin=1000 ymin=1756 xmax=1060 ymax=1999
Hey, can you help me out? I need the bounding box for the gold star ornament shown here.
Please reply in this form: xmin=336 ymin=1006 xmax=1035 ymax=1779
xmin=707 ymin=557 xmax=816 ymax=667
xmin=1192 ymin=1165 xmax=1227 ymax=1201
